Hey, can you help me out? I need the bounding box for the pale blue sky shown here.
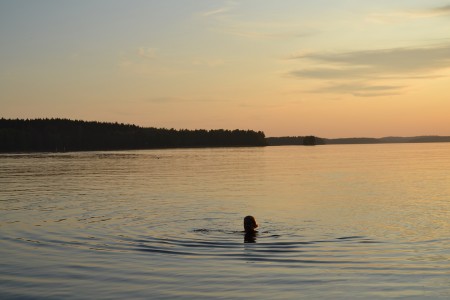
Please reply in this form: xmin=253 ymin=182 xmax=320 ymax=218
xmin=1 ymin=0 xmax=450 ymax=137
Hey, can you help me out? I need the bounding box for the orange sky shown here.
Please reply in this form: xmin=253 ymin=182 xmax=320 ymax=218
xmin=1 ymin=1 xmax=450 ymax=138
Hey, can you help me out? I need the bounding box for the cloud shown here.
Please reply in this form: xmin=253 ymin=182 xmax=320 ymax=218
xmin=145 ymin=96 xmax=223 ymax=104
xmin=118 ymin=59 xmax=188 ymax=77
xmin=200 ymin=1 xmax=238 ymax=17
xmin=146 ymin=96 xmax=182 ymax=103
xmin=309 ymin=83 xmax=404 ymax=97
xmin=199 ymin=2 xmax=313 ymax=40
xmin=290 ymin=44 xmax=450 ymax=79
xmin=201 ymin=7 xmax=230 ymax=17
xmin=219 ymin=27 xmax=311 ymax=40
xmin=432 ymin=4 xmax=450 ymax=15
xmin=368 ymin=4 xmax=450 ymax=23
xmin=192 ymin=58 xmax=225 ymax=67
xmin=291 ymin=67 xmax=370 ymax=80
xmin=288 ymin=43 xmax=450 ymax=97
xmin=138 ymin=47 xmax=157 ymax=59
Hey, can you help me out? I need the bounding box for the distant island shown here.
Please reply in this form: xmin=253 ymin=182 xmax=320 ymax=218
xmin=0 ymin=118 xmax=267 ymax=153
xmin=267 ymin=136 xmax=450 ymax=146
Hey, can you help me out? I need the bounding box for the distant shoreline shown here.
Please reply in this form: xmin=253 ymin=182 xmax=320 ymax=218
xmin=1 ymin=118 xmax=449 ymax=153
xmin=267 ymin=136 xmax=450 ymax=146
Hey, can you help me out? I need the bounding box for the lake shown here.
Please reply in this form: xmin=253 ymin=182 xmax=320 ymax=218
xmin=1 ymin=143 xmax=450 ymax=299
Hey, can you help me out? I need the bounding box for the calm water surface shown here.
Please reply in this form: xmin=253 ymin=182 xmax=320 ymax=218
xmin=1 ymin=144 xmax=450 ymax=299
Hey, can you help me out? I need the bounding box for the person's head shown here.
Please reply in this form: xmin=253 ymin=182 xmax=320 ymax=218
xmin=243 ymin=216 xmax=258 ymax=233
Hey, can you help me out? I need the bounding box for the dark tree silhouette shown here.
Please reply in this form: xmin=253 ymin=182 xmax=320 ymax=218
xmin=266 ymin=136 xmax=323 ymax=146
xmin=0 ymin=118 xmax=267 ymax=153
xmin=303 ymin=136 xmax=317 ymax=146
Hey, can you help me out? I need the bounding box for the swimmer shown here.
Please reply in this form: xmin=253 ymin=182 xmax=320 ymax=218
xmin=243 ymin=215 xmax=258 ymax=234
xmin=243 ymin=216 xmax=258 ymax=243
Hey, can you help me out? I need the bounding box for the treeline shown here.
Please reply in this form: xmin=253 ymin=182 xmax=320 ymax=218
xmin=266 ymin=136 xmax=323 ymax=146
xmin=0 ymin=118 xmax=267 ymax=152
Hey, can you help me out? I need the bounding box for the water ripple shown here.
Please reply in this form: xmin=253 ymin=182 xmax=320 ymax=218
xmin=2 ymin=146 xmax=450 ymax=299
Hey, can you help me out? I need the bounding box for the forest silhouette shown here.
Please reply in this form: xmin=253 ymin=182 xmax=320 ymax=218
xmin=2 ymin=118 xmax=446 ymax=153
xmin=0 ymin=118 xmax=267 ymax=152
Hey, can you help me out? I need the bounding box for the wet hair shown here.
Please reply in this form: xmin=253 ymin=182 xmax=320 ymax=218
xmin=243 ymin=216 xmax=258 ymax=233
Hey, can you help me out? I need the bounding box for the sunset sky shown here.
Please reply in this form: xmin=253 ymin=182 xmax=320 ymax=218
xmin=1 ymin=0 xmax=450 ymax=138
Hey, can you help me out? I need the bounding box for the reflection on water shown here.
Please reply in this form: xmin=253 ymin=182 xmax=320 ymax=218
xmin=1 ymin=144 xmax=450 ymax=299
xmin=244 ymin=232 xmax=257 ymax=243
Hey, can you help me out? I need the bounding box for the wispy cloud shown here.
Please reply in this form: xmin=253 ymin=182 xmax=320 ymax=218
xmin=201 ymin=7 xmax=230 ymax=17
xmin=145 ymin=96 xmax=184 ymax=103
xmin=309 ymin=82 xmax=404 ymax=98
xmin=219 ymin=26 xmax=311 ymax=40
xmin=200 ymin=1 xmax=238 ymax=17
xmin=291 ymin=44 xmax=450 ymax=78
xmin=138 ymin=47 xmax=157 ymax=59
xmin=118 ymin=58 xmax=188 ymax=77
xmin=368 ymin=4 xmax=450 ymax=23
xmin=199 ymin=1 xmax=312 ymax=40
xmin=145 ymin=96 xmax=223 ymax=104
xmin=192 ymin=58 xmax=225 ymax=67
xmin=289 ymin=43 xmax=450 ymax=96
xmin=432 ymin=4 xmax=450 ymax=15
